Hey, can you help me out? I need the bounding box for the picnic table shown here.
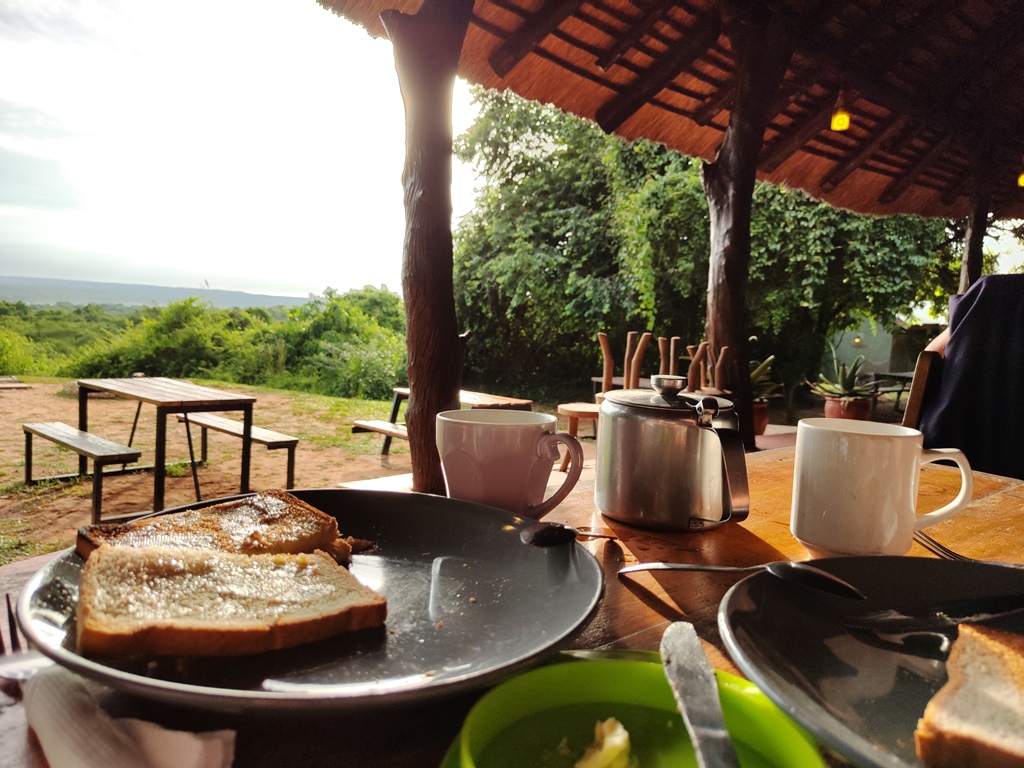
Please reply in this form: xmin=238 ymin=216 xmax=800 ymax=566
xmin=77 ymin=378 xmax=256 ymax=512
xmin=353 ymin=386 xmax=533 ymax=455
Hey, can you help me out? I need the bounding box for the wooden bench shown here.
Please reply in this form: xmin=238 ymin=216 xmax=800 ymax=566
xmin=352 ymin=419 xmax=409 ymax=455
xmin=352 ymin=387 xmax=533 ymax=455
xmin=175 ymin=413 xmax=298 ymax=489
xmin=23 ymin=422 xmax=142 ymax=524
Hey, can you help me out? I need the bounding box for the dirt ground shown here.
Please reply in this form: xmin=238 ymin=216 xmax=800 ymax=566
xmin=0 ymin=380 xmax=413 ymax=559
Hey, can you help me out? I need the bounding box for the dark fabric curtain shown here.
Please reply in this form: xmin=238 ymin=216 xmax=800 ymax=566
xmin=920 ymin=274 xmax=1024 ymax=479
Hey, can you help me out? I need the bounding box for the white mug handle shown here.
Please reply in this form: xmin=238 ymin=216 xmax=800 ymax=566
xmin=914 ymin=448 xmax=974 ymax=530
xmin=525 ymin=432 xmax=583 ymax=519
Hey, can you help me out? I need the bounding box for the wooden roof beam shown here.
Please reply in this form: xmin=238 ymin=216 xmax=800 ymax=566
xmin=489 ymin=0 xmax=585 ymax=77
xmin=820 ymin=113 xmax=909 ymax=192
xmin=596 ymin=0 xmax=676 ymax=71
xmin=878 ymin=134 xmax=953 ymax=204
xmin=758 ymin=98 xmax=833 ymax=173
xmin=691 ymin=75 xmax=734 ymax=124
xmin=596 ymin=12 xmax=722 ymax=132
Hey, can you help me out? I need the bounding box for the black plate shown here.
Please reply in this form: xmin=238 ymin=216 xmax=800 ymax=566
xmin=719 ymin=555 xmax=1024 ymax=768
xmin=17 ymin=488 xmax=603 ymax=712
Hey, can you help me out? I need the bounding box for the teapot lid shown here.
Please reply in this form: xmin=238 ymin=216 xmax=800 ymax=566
xmin=604 ymin=388 xmax=735 ymax=413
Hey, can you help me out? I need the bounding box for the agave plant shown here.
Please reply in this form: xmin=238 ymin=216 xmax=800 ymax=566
xmin=750 ymin=356 xmax=783 ymax=402
xmin=807 ymin=341 xmax=876 ymax=399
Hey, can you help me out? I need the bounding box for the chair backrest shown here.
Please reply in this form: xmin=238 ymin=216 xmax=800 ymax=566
xmin=909 ymin=274 xmax=1024 ymax=479
xmin=597 ymin=331 xmax=652 ymax=394
xmin=901 ymin=351 xmax=943 ymax=430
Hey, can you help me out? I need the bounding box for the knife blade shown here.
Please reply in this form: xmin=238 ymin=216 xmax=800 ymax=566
xmin=660 ymin=622 xmax=740 ymax=768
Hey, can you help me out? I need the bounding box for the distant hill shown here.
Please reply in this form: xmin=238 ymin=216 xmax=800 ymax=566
xmin=0 ymin=276 xmax=308 ymax=309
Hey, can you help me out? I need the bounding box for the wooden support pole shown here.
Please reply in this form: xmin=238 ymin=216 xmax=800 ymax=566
xmin=960 ymin=171 xmax=990 ymax=294
xmin=700 ymin=12 xmax=795 ymax=450
xmin=381 ymin=0 xmax=474 ymax=494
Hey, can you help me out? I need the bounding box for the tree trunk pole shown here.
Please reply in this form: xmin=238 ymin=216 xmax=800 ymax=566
xmin=959 ymin=162 xmax=990 ymax=293
xmin=382 ymin=0 xmax=473 ymax=493
xmin=701 ymin=14 xmax=795 ymax=450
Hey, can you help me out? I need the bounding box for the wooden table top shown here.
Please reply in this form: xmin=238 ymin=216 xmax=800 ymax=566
xmin=2 ymin=446 xmax=1021 ymax=767
xmin=77 ymin=378 xmax=256 ymax=408
xmin=392 ymin=386 xmax=533 ymax=410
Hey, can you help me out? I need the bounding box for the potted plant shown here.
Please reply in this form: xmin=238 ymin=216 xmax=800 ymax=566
xmin=807 ymin=342 xmax=875 ymax=420
xmin=750 ymin=356 xmax=782 ymax=435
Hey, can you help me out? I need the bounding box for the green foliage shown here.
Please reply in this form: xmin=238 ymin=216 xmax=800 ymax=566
xmin=454 ymin=88 xmax=636 ymax=392
xmin=0 ymin=328 xmax=42 ymax=375
xmin=747 ymin=184 xmax=951 ymax=393
xmin=341 ymin=285 xmax=406 ymax=334
xmin=452 ymin=86 xmax=959 ymax=402
xmin=750 ymin=356 xmax=783 ymax=401
xmin=9 ymin=287 xmax=407 ymax=401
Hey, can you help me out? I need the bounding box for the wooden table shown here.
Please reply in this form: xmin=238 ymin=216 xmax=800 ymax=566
xmin=77 ymin=378 xmax=256 ymax=512
xmin=357 ymin=386 xmax=534 ymax=455
xmin=3 ymin=447 xmax=1022 ymax=767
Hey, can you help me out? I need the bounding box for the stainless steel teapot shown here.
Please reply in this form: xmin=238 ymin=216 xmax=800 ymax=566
xmin=594 ymin=381 xmax=749 ymax=532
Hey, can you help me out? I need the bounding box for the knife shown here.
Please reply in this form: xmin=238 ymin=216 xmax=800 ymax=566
xmin=660 ymin=622 xmax=740 ymax=768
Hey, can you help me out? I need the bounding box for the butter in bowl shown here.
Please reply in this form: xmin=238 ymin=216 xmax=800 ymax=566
xmin=440 ymin=657 xmax=823 ymax=767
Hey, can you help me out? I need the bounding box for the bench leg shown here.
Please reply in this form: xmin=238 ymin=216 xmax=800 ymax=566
xmin=24 ymin=432 xmax=33 ymax=485
xmin=286 ymin=445 xmax=296 ymax=489
xmin=382 ymin=392 xmax=403 ymax=456
xmin=181 ymin=415 xmax=202 ymax=503
xmin=91 ymin=459 xmax=103 ymax=524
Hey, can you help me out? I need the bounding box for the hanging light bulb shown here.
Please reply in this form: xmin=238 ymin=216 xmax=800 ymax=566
xmin=831 ymin=90 xmax=851 ymax=132
xmin=1018 ymin=157 xmax=1024 ymax=187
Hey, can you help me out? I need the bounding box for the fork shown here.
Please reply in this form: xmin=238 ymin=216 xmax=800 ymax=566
xmin=1 ymin=593 xmax=49 ymax=689
xmin=2 ymin=593 xmax=22 ymax=654
xmin=913 ymin=531 xmax=1024 ymax=568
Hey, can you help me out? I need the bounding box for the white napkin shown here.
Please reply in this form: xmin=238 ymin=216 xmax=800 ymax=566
xmin=23 ymin=665 xmax=235 ymax=768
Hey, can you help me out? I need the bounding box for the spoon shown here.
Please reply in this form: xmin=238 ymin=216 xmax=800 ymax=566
xmin=520 ymin=521 xmax=617 ymax=547
xmin=619 ymin=560 xmax=866 ymax=600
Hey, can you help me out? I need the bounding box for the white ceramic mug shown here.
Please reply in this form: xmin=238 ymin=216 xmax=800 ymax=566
xmin=436 ymin=410 xmax=584 ymax=519
xmin=790 ymin=418 xmax=973 ymax=557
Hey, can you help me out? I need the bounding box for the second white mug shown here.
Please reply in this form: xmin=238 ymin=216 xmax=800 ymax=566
xmin=790 ymin=418 xmax=973 ymax=557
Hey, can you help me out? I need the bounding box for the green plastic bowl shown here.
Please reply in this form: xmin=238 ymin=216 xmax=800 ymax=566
xmin=441 ymin=658 xmax=824 ymax=768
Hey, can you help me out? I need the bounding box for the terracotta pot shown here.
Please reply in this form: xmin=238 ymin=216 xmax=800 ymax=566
xmin=823 ymin=396 xmax=872 ymax=420
xmin=752 ymin=400 xmax=770 ymax=435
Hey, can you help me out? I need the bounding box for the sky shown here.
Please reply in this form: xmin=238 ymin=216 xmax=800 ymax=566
xmin=0 ymin=0 xmax=479 ymax=298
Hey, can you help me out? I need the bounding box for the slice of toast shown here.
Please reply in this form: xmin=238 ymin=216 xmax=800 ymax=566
xmin=915 ymin=624 xmax=1024 ymax=767
xmin=76 ymin=546 xmax=387 ymax=657
xmin=76 ymin=489 xmax=354 ymax=564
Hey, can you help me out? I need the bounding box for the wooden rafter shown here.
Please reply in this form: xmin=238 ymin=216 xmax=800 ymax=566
xmin=759 ymin=97 xmax=833 ymax=173
xmin=595 ymin=0 xmax=676 ymax=70
xmin=597 ymin=12 xmax=721 ymax=132
xmin=692 ymin=75 xmax=734 ymax=124
xmin=489 ymin=0 xmax=584 ymax=77
xmin=878 ymin=134 xmax=953 ymax=205
xmin=820 ymin=113 xmax=908 ymax=192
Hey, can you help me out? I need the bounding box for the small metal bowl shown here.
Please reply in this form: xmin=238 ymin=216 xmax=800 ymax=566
xmin=650 ymin=375 xmax=687 ymax=398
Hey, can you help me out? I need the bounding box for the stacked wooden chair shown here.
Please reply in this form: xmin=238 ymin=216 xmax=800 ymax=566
xmin=556 ymin=330 xmax=656 ymax=471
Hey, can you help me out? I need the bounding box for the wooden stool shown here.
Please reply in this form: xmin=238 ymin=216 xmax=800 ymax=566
xmin=556 ymin=402 xmax=600 ymax=471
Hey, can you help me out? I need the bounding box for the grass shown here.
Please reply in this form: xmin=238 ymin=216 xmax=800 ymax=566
xmin=0 ymin=518 xmax=65 ymax=566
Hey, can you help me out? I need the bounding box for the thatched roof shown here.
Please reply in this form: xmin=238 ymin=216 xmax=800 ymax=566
xmin=317 ymin=0 xmax=1024 ymax=219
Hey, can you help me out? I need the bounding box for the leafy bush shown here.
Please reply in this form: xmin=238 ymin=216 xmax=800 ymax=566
xmin=49 ymin=289 xmax=407 ymax=401
xmin=0 ymin=329 xmax=44 ymax=375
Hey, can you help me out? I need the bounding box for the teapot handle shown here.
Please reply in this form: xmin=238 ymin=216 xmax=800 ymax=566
xmin=713 ymin=427 xmax=750 ymax=523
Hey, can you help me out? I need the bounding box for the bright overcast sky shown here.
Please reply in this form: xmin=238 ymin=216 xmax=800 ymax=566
xmin=0 ymin=0 xmax=479 ymax=298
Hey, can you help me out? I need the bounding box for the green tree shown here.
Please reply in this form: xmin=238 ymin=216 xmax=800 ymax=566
xmin=453 ymin=89 xmax=637 ymax=397
xmin=453 ymin=86 xmax=959 ymax=403
xmin=747 ymin=184 xmax=951 ymax=405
